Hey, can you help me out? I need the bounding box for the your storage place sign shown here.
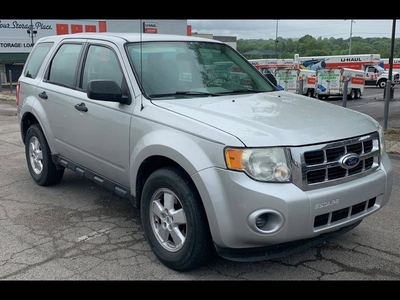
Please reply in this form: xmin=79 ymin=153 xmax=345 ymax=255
xmin=0 ymin=20 xmax=106 ymax=53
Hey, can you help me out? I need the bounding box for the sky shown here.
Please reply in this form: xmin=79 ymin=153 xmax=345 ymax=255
xmin=187 ymin=19 xmax=399 ymax=40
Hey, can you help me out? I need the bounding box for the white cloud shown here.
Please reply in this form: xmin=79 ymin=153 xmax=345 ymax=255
xmin=188 ymin=19 xmax=398 ymax=40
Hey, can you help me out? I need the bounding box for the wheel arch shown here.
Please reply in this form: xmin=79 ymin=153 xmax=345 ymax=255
xmin=20 ymin=102 xmax=57 ymax=153
xmin=134 ymin=156 xmax=189 ymax=209
xmin=20 ymin=111 xmax=40 ymax=145
xmin=130 ymin=129 xmax=227 ymax=209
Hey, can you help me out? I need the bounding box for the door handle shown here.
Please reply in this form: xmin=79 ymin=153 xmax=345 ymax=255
xmin=74 ymin=102 xmax=88 ymax=112
xmin=38 ymin=91 xmax=48 ymax=99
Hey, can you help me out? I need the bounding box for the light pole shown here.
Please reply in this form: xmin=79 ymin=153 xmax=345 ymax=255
xmin=27 ymin=19 xmax=37 ymax=45
xmin=275 ymin=20 xmax=279 ymax=58
xmin=349 ymin=19 xmax=356 ymax=55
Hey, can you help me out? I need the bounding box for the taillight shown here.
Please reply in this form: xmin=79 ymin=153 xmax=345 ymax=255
xmin=16 ymin=82 xmax=20 ymax=106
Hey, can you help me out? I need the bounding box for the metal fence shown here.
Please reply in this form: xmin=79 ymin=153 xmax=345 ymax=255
xmin=0 ymin=70 xmax=15 ymax=93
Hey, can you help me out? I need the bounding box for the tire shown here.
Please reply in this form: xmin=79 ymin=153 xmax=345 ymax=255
xmin=356 ymin=89 xmax=362 ymax=99
xmin=25 ymin=124 xmax=64 ymax=186
xmin=378 ymin=79 xmax=387 ymax=88
xmin=141 ymin=166 xmax=214 ymax=271
xmin=306 ymin=89 xmax=314 ymax=97
xmin=349 ymin=89 xmax=356 ymax=100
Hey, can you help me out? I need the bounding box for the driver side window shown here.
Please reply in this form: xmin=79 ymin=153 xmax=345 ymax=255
xmin=81 ymin=45 xmax=124 ymax=92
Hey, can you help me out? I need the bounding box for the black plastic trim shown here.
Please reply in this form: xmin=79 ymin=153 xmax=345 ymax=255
xmin=215 ymin=220 xmax=362 ymax=262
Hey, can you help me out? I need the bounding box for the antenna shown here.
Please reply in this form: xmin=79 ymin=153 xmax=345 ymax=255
xmin=140 ymin=19 xmax=144 ymax=111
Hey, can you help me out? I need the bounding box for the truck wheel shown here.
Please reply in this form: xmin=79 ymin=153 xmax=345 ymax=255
xmin=349 ymin=89 xmax=356 ymax=100
xmin=356 ymin=89 xmax=362 ymax=99
xmin=306 ymin=89 xmax=314 ymax=97
xmin=25 ymin=124 xmax=64 ymax=186
xmin=378 ymin=79 xmax=387 ymax=88
xmin=141 ymin=166 xmax=215 ymax=271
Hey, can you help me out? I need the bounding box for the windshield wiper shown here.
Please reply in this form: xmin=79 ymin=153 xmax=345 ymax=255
xmin=223 ymin=89 xmax=267 ymax=94
xmin=149 ymin=91 xmax=220 ymax=98
xmin=176 ymin=91 xmax=220 ymax=96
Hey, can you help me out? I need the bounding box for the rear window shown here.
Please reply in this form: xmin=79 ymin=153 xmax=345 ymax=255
xmin=23 ymin=42 xmax=54 ymax=79
xmin=47 ymin=43 xmax=83 ymax=87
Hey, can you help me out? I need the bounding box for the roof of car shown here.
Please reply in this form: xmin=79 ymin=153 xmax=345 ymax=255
xmin=36 ymin=32 xmax=221 ymax=44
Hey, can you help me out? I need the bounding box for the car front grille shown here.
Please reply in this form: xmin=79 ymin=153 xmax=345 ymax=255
xmin=290 ymin=132 xmax=381 ymax=191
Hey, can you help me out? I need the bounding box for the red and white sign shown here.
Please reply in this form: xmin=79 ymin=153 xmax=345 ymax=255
xmin=143 ymin=22 xmax=158 ymax=34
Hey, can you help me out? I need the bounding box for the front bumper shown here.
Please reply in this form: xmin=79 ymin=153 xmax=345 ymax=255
xmin=192 ymin=153 xmax=393 ymax=261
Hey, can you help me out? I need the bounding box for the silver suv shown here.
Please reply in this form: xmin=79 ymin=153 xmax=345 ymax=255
xmin=16 ymin=32 xmax=393 ymax=271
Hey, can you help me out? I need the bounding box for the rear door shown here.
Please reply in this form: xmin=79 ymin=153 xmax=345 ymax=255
xmin=275 ymin=69 xmax=297 ymax=93
xmin=36 ymin=40 xmax=84 ymax=160
xmin=316 ymin=68 xmax=341 ymax=95
xmin=36 ymin=39 xmax=133 ymax=188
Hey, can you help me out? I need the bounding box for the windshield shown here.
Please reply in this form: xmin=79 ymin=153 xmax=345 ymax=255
xmin=127 ymin=41 xmax=275 ymax=99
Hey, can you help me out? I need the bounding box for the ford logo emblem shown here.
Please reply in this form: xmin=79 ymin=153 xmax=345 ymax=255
xmin=340 ymin=153 xmax=360 ymax=169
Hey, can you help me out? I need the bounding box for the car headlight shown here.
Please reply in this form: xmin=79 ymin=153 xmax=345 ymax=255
xmin=378 ymin=125 xmax=386 ymax=155
xmin=225 ymin=147 xmax=291 ymax=182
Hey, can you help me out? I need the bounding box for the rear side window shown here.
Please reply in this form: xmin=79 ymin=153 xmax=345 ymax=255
xmin=23 ymin=42 xmax=54 ymax=79
xmin=47 ymin=43 xmax=83 ymax=87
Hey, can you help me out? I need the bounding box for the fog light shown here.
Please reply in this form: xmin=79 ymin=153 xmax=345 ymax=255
xmin=248 ymin=209 xmax=285 ymax=234
xmin=256 ymin=214 xmax=269 ymax=229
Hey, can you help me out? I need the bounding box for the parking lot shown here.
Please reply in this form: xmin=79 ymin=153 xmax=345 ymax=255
xmin=0 ymin=86 xmax=399 ymax=280
xmin=326 ymin=85 xmax=400 ymax=129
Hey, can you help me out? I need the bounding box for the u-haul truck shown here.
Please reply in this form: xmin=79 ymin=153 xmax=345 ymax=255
xmin=275 ymin=68 xmax=316 ymax=97
xmin=380 ymin=58 xmax=400 ymax=73
xmin=315 ymin=67 xmax=365 ymax=100
xmin=295 ymin=54 xmax=399 ymax=88
xmin=248 ymin=58 xmax=295 ymax=77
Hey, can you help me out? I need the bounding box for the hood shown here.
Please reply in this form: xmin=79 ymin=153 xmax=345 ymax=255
xmin=383 ymin=70 xmax=399 ymax=75
xmin=153 ymin=91 xmax=379 ymax=147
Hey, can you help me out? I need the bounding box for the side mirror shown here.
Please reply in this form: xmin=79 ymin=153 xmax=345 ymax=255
xmin=87 ymin=79 xmax=130 ymax=105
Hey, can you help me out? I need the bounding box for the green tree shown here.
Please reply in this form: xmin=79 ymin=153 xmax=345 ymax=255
xmin=237 ymin=35 xmax=400 ymax=60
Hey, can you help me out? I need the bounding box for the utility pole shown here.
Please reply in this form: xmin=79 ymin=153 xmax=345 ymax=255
xmin=275 ymin=20 xmax=279 ymax=58
xmin=349 ymin=20 xmax=355 ymax=55
xmin=27 ymin=19 xmax=37 ymax=46
xmin=383 ymin=19 xmax=396 ymax=132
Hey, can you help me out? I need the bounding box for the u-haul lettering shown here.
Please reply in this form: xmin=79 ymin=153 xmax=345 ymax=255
xmin=341 ymin=58 xmax=362 ymax=62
